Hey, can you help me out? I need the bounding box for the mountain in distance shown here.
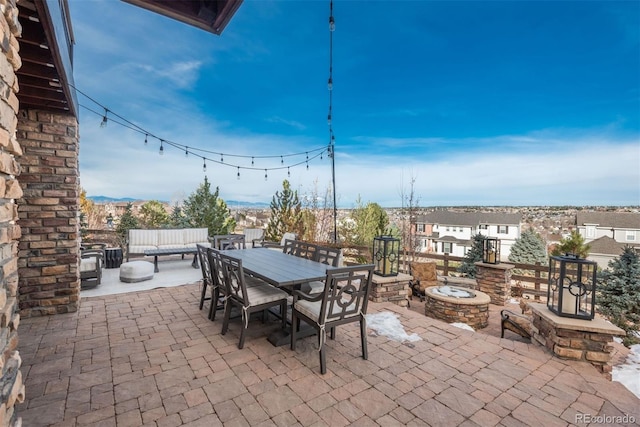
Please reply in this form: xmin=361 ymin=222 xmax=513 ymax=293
xmin=88 ymin=195 xmax=269 ymax=208
xmin=88 ymin=196 xmax=139 ymax=203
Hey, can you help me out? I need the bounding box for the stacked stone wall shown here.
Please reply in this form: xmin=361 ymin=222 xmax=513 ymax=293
xmin=16 ymin=109 xmax=80 ymax=317
xmin=0 ymin=1 xmax=26 ymax=425
xmin=370 ymin=273 xmax=410 ymax=307
xmin=475 ymin=262 xmax=513 ymax=305
xmin=532 ymin=312 xmax=616 ymax=377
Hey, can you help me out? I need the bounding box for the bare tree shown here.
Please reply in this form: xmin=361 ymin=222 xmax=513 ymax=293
xmin=398 ymin=174 xmax=421 ymax=272
xmin=301 ymin=179 xmax=335 ymax=243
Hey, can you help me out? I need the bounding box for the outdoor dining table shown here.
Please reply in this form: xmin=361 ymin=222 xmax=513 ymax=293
xmin=221 ymin=247 xmax=335 ymax=346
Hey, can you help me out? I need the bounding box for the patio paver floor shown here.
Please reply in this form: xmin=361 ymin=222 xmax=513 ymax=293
xmin=17 ymin=283 xmax=640 ymax=426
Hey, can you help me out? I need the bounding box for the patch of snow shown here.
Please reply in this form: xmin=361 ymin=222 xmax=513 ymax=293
xmin=450 ymin=322 xmax=475 ymax=332
xmin=366 ymin=311 xmax=422 ymax=343
xmin=613 ymin=344 xmax=640 ymax=399
xmin=507 ymin=298 xmax=520 ymax=304
xmin=433 ymin=286 xmax=473 ymax=298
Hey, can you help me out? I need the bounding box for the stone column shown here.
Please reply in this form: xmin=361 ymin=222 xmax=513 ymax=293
xmin=475 ymin=262 xmax=514 ymax=305
xmin=0 ymin=1 xmax=27 ymax=425
xmin=16 ymin=110 xmax=80 ymax=317
xmin=370 ymin=273 xmax=411 ymax=307
xmin=528 ymin=303 xmax=624 ymax=379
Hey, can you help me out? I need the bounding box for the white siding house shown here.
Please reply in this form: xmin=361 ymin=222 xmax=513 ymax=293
xmin=415 ymin=211 xmax=521 ymax=260
xmin=576 ymin=212 xmax=640 ymax=268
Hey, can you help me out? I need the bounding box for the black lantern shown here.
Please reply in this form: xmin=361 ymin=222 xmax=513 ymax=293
xmin=373 ymin=235 xmax=400 ymax=277
xmin=482 ymin=237 xmax=500 ymax=264
xmin=547 ymin=254 xmax=596 ymax=320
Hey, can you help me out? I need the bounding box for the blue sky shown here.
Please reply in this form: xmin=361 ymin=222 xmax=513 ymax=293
xmin=70 ymin=0 xmax=640 ymax=208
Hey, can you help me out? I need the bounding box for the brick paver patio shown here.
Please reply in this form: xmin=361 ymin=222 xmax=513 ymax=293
xmin=17 ymin=283 xmax=639 ymax=426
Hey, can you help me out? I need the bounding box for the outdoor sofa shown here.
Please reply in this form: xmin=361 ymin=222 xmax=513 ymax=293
xmin=126 ymin=228 xmax=211 ymax=262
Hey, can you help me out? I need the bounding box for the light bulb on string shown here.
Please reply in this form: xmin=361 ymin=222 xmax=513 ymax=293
xmin=281 ymin=156 xmax=284 ymax=165
xmin=306 ymin=161 xmax=309 ymax=170
xmin=251 ymin=157 xmax=254 ymax=166
xmin=264 ymin=169 xmax=268 ymax=181
xmin=100 ymin=109 xmax=108 ymax=127
xmin=329 ymin=15 xmax=335 ymax=32
xmin=185 ymin=147 xmax=189 ymax=157
xmin=327 ymin=114 xmax=332 ymax=125
xmin=159 ymin=140 xmax=164 ymax=155
xmin=144 ymin=134 xmax=148 ymax=145
xmin=221 ymin=154 xmax=224 ymax=163
xmin=203 ymin=159 xmax=207 ymax=173
xmin=306 ymin=152 xmax=309 ymax=161
xmin=237 ymin=167 xmax=240 ymax=180
xmin=328 ymin=77 xmax=333 ymax=91
xmin=287 ymin=167 xmax=290 ymax=177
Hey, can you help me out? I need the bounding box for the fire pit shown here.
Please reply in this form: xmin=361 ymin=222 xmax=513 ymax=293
xmin=424 ymin=285 xmax=491 ymax=329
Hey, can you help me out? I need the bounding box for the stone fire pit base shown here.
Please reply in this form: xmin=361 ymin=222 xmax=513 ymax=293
xmin=424 ymin=286 xmax=491 ymax=329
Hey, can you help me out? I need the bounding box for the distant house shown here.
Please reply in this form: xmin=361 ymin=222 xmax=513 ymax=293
xmin=414 ymin=211 xmax=522 ymax=260
xmin=576 ymin=212 xmax=640 ymax=268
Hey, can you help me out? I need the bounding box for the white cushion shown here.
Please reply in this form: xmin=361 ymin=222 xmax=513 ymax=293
xmin=294 ymin=297 xmax=359 ymax=323
xmin=80 ymin=258 xmax=97 ymax=272
xmin=129 ymin=245 xmax=159 ymax=254
xmin=183 ymin=228 xmax=209 ymax=245
xmin=244 ymin=284 xmax=288 ymax=306
xmin=129 ymin=230 xmax=158 ymax=247
xmin=157 ymin=229 xmax=185 ymax=247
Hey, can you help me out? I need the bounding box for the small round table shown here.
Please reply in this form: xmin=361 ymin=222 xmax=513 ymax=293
xmin=104 ymin=247 xmax=123 ymax=269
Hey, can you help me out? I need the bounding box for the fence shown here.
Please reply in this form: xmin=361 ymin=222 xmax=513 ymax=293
xmin=340 ymin=244 xmax=548 ymax=300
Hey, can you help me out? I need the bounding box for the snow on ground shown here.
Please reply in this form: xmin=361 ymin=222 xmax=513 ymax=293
xmin=366 ymin=311 xmax=421 ymax=342
xmin=613 ymin=344 xmax=640 ymax=399
xmin=450 ymin=322 xmax=475 ymax=332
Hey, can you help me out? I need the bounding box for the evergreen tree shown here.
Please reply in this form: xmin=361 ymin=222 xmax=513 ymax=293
xmin=182 ymin=177 xmax=236 ymax=236
xmin=169 ymin=203 xmax=190 ymax=228
xmin=551 ymin=230 xmax=590 ymax=258
xmin=597 ymin=246 xmax=640 ymax=346
xmin=139 ymin=200 xmax=171 ymax=228
xmin=343 ymin=197 xmax=389 ymax=246
xmin=115 ymin=203 xmax=139 ymax=252
xmin=265 ymin=180 xmax=304 ymax=241
xmin=457 ymin=234 xmax=485 ymax=278
xmin=508 ymin=228 xmax=548 ymax=273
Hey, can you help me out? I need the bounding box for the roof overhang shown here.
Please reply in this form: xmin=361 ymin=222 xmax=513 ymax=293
xmin=122 ymin=0 xmax=243 ymax=35
xmin=17 ymin=0 xmax=77 ymax=116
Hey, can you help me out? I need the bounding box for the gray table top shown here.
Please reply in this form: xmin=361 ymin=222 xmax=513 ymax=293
xmin=144 ymin=247 xmax=197 ymax=255
xmin=221 ymin=248 xmax=333 ymax=287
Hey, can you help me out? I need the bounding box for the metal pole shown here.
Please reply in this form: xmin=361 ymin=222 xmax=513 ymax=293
xmin=331 ymin=140 xmax=337 ymax=243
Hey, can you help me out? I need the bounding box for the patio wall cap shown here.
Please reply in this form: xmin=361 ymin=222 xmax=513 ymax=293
xmin=372 ymin=272 xmax=412 ymax=284
xmin=475 ymin=262 xmax=515 ymax=270
xmin=528 ymin=303 xmax=625 ymax=335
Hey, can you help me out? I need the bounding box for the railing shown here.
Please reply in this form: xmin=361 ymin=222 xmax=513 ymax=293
xmin=338 ymin=243 xmax=548 ymax=300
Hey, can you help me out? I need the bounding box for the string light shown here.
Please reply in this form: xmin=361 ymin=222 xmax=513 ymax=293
xmin=70 ymin=79 xmax=329 ymax=177
xmin=100 ymin=108 xmax=108 ymax=127
xmin=237 ymin=167 xmax=240 ymax=180
xmin=287 ymin=167 xmax=290 ymax=177
xmin=203 ymin=159 xmax=207 ymax=173
xmin=264 ymin=169 xmax=268 ymax=181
